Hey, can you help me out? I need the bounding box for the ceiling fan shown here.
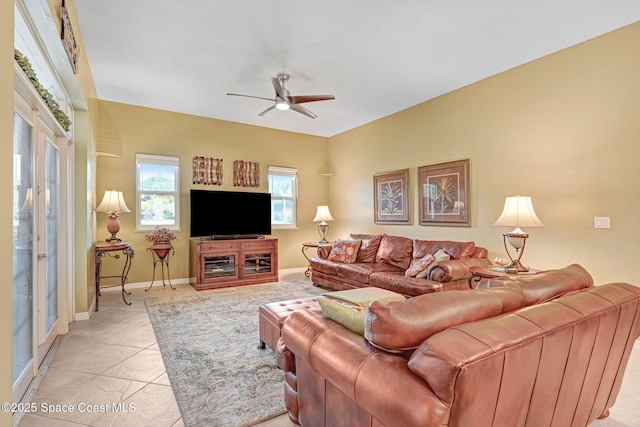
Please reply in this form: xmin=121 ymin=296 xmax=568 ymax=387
xmin=227 ymin=73 xmax=335 ymax=119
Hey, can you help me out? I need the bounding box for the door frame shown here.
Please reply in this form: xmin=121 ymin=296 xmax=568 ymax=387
xmin=13 ymin=68 xmax=71 ymax=401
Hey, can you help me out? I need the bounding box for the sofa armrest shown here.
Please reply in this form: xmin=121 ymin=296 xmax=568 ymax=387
xmin=429 ymin=257 xmax=492 ymax=283
xmin=282 ymin=310 xmax=449 ymax=427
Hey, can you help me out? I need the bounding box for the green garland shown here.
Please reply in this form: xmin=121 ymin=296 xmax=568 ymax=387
xmin=14 ymin=49 xmax=72 ymax=132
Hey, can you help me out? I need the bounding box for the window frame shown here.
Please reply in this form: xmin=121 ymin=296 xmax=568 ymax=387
xmin=268 ymin=166 xmax=298 ymax=230
xmin=135 ymin=153 xmax=180 ymax=231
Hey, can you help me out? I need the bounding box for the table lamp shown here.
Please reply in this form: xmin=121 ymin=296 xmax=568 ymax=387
xmin=313 ymin=205 xmax=334 ymax=243
xmin=493 ymin=195 xmax=543 ymax=273
xmin=96 ymin=190 xmax=131 ymax=242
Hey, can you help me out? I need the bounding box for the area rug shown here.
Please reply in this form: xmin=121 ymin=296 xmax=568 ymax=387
xmin=145 ymin=280 xmax=325 ymax=427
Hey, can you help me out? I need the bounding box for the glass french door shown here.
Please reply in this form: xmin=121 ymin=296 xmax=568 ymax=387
xmin=12 ymin=110 xmax=34 ymax=399
xmin=37 ymin=131 xmax=60 ymax=361
xmin=12 ymin=103 xmax=61 ymax=401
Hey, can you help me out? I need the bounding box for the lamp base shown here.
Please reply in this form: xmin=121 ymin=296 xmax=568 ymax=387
xmin=502 ymin=232 xmax=530 ymax=273
xmin=504 ymin=261 xmax=530 ymax=274
xmin=317 ymin=222 xmax=329 ymax=243
xmin=105 ymin=216 xmax=122 ymax=243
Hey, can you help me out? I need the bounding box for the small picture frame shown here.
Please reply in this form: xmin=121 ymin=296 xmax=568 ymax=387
xmin=418 ymin=159 xmax=470 ymax=227
xmin=373 ymin=169 xmax=410 ymax=224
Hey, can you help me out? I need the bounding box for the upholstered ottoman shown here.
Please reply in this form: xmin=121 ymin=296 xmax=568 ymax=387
xmin=258 ymin=296 xmax=321 ymax=351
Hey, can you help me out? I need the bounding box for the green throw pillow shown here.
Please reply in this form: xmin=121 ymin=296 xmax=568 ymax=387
xmin=318 ymin=287 xmax=406 ymax=335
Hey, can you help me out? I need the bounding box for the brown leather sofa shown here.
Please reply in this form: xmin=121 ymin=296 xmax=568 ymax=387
xmin=280 ymin=264 xmax=640 ymax=426
xmin=311 ymin=233 xmax=492 ymax=296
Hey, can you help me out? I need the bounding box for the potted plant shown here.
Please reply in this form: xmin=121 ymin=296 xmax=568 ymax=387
xmin=145 ymin=228 xmax=177 ymax=261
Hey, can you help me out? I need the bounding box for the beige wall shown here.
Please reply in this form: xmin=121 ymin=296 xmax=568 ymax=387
xmin=1 ymin=0 xmax=14 ymax=420
xmin=96 ymin=101 xmax=330 ymax=284
xmin=52 ymin=0 xmax=99 ymax=313
xmin=328 ymin=22 xmax=640 ymax=285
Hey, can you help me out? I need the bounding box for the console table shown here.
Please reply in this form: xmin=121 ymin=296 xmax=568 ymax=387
xmin=95 ymin=241 xmax=134 ymax=310
xmin=190 ymin=238 xmax=278 ymax=290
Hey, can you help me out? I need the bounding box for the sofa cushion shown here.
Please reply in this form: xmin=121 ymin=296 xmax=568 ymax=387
xmin=327 ymin=239 xmax=362 ymax=263
xmin=364 ymin=286 xmax=526 ymax=352
xmin=350 ymin=234 xmax=383 ymax=263
xmin=309 ymin=257 xmax=340 ymax=275
xmin=375 ymin=234 xmax=414 ymax=270
xmin=413 ymin=239 xmax=476 ymax=260
xmin=370 ymin=272 xmax=444 ymax=296
xmin=336 ymin=262 xmax=403 ymax=284
xmin=477 ymin=264 xmax=594 ymax=306
xmin=318 ymin=287 xmax=406 ymax=335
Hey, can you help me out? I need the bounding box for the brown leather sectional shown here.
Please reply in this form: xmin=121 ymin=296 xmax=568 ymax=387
xmin=310 ymin=233 xmax=492 ymax=296
xmin=280 ymin=264 xmax=640 ymax=426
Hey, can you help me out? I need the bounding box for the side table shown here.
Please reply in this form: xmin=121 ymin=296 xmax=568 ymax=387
xmin=468 ymin=266 xmax=539 ymax=289
xmin=146 ymin=243 xmax=175 ymax=291
xmin=301 ymin=241 xmax=333 ymax=277
xmin=95 ymin=241 xmax=134 ymax=310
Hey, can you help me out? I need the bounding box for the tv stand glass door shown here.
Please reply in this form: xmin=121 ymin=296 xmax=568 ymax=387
xmin=203 ymin=254 xmax=237 ymax=280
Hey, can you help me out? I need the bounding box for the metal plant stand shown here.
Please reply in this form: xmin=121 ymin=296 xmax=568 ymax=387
xmin=146 ymin=243 xmax=175 ymax=291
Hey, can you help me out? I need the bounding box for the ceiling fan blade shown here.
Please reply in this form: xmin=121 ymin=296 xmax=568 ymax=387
xmin=227 ymin=93 xmax=275 ymax=102
xmin=290 ymin=95 xmax=335 ymax=104
xmin=290 ymin=104 xmax=317 ymax=119
xmin=258 ymin=105 xmax=276 ymax=116
xmin=271 ymin=77 xmax=287 ymax=100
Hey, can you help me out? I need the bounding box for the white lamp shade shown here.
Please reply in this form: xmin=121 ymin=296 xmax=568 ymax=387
xmin=494 ymin=196 xmax=543 ymax=228
xmin=313 ymin=205 xmax=334 ymax=222
xmin=96 ymin=190 xmax=131 ymax=213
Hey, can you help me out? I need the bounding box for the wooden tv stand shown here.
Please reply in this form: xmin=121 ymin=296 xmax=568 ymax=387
xmin=189 ymin=238 xmax=278 ymax=290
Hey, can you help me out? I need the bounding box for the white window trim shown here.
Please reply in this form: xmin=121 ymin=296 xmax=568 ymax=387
xmin=269 ymin=165 xmax=298 ymax=230
xmin=135 ymin=153 xmax=180 ymax=231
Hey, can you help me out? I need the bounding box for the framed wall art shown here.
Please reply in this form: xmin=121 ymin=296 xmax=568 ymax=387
xmin=418 ymin=159 xmax=470 ymax=227
xmin=373 ymin=169 xmax=410 ymax=224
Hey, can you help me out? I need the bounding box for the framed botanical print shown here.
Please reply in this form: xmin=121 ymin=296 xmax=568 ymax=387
xmin=418 ymin=159 xmax=470 ymax=227
xmin=373 ymin=169 xmax=410 ymax=224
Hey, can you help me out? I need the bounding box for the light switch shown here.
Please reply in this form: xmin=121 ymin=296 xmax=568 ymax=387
xmin=594 ymin=217 xmax=610 ymax=229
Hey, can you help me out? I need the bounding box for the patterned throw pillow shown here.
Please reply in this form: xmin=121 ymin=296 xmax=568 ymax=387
xmin=404 ymin=254 xmax=435 ymax=278
xmin=327 ymin=239 xmax=362 ymax=263
xmin=415 ymin=249 xmax=450 ymax=279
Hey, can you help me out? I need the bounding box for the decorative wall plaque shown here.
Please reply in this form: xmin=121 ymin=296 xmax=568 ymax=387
xmin=192 ymin=156 xmax=223 ymax=185
xmin=233 ymin=161 xmax=260 ymax=187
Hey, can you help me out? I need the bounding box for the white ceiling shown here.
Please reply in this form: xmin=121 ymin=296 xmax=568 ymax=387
xmin=74 ymin=1 xmax=640 ymax=138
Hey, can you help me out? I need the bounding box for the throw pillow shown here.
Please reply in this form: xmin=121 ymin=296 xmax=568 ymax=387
xmin=318 ymin=287 xmax=406 ymax=335
xmin=405 ymin=254 xmax=435 ymax=278
xmin=415 ymin=249 xmax=450 ymax=279
xmin=327 ymin=239 xmax=362 ymax=263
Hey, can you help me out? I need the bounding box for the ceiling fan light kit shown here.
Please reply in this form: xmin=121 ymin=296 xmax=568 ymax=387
xmin=275 ymin=99 xmax=290 ymax=111
xmin=227 ymin=73 xmax=335 ymax=119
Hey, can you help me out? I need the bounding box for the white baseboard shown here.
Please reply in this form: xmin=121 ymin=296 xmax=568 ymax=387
xmin=73 ymin=269 xmax=308 ymax=322
xmin=99 ymin=277 xmax=192 ymax=291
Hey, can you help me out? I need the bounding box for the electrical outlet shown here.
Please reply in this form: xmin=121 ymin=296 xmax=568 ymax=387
xmin=594 ymin=217 xmax=610 ymax=229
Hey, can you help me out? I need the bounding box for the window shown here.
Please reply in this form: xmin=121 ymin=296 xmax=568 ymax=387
xmin=268 ymin=166 xmax=297 ymax=229
xmin=136 ymin=154 xmax=180 ymax=230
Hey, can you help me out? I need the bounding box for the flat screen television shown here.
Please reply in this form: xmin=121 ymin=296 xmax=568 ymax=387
xmin=189 ymin=189 xmax=272 ymax=238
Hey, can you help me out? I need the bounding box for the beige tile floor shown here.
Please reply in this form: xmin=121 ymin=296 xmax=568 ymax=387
xmin=16 ymin=270 xmax=640 ymax=427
